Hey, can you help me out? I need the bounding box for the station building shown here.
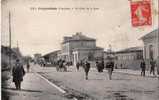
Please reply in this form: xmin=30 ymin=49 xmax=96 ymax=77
xmin=60 ymin=32 xmax=104 ymax=65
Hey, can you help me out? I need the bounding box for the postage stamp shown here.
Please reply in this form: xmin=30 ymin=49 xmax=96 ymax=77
xmin=130 ymin=0 xmax=152 ymax=27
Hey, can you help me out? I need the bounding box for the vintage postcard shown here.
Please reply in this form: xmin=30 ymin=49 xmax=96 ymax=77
xmin=1 ymin=0 xmax=159 ymax=100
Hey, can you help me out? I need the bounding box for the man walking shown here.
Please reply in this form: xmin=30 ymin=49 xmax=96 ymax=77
xmin=156 ymin=56 xmax=159 ymax=79
xmin=96 ymin=61 xmax=100 ymax=72
xmin=76 ymin=62 xmax=80 ymax=71
xmin=58 ymin=60 xmax=63 ymax=72
xmin=84 ymin=61 xmax=91 ymax=80
xmin=101 ymin=60 xmax=104 ymax=72
xmin=106 ymin=58 xmax=114 ymax=80
xmin=26 ymin=61 xmax=30 ymax=72
xmin=12 ymin=59 xmax=25 ymax=90
xmin=150 ymin=59 xmax=156 ymax=76
xmin=140 ymin=59 xmax=146 ymax=76
xmin=96 ymin=60 xmax=104 ymax=73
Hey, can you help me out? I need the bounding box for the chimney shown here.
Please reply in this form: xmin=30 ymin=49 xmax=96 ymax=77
xmin=76 ymin=32 xmax=82 ymax=35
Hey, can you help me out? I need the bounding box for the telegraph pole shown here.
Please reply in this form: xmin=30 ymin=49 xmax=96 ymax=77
xmin=9 ymin=11 xmax=12 ymax=70
xmin=157 ymin=0 xmax=159 ymax=76
xmin=17 ymin=41 xmax=19 ymax=48
xmin=158 ymin=0 xmax=159 ymax=58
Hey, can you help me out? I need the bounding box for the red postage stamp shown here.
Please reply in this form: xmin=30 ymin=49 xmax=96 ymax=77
xmin=130 ymin=0 xmax=152 ymax=27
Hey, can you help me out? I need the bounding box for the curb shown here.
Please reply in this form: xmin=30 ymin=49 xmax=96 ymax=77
xmin=36 ymin=73 xmax=78 ymax=100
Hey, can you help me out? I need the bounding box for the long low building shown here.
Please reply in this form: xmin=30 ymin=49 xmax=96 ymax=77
xmin=105 ymin=47 xmax=143 ymax=70
xmin=43 ymin=50 xmax=60 ymax=65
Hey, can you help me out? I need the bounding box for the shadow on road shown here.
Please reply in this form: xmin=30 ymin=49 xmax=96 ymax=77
xmin=104 ymin=92 xmax=134 ymax=100
xmin=2 ymin=88 xmax=43 ymax=100
xmin=2 ymin=87 xmax=42 ymax=93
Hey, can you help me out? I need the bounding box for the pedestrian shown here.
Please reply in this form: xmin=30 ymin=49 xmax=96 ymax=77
xmin=26 ymin=61 xmax=30 ymax=72
xmin=63 ymin=61 xmax=67 ymax=72
xmin=96 ymin=61 xmax=100 ymax=72
xmin=43 ymin=61 xmax=46 ymax=67
xmin=59 ymin=60 xmax=63 ymax=72
xmin=150 ymin=59 xmax=156 ymax=76
xmin=101 ymin=60 xmax=104 ymax=72
xmin=105 ymin=58 xmax=114 ymax=80
xmin=12 ymin=59 xmax=25 ymax=90
xmin=140 ymin=59 xmax=146 ymax=77
xmin=76 ymin=62 xmax=80 ymax=71
xmin=56 ymin=60 xmax=61 ymax=71
xmin=96 ymin=61 xmax=104 ymax=73
xmin=120 ymin=64 xmax=123 ymax=69
xmin=156 ymin=56 xmax=159 ymax=79
xmin=115 ymin=64 xmax=118 ymax=69
xmin=84 ymin=61 xmax=91 ymax=80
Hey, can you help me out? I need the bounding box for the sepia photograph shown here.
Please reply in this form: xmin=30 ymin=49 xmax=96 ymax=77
xmin=1 ymin=0 xmax=159 ymax=100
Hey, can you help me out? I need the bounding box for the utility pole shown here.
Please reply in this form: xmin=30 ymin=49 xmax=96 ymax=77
xmin=17 ymin=41 xmax=19 ymax=48
xmin=9 ymin=11 xmax=12 ymax=70
xmin=158 ymin=0 xmax=159 ymax=59
xmin=157 ymin=0 xmax=159 ymax=75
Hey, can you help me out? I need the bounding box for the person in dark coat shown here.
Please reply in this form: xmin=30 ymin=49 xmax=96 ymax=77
xmin=101 ymin=60 xmax=104 ymax=72
xmin=96 ymin=61 xmax=104 ymax=73
xmin=63 ymin=61 xmax=67 ymax=72
xmin=106 ymin=58 xmax=114 ymax=80
xmin=84 ymin=61 xmax=91 ymax=80
xmin=150 ymin=59 xmax=156 ymax=76
xmin=58 ymin=60 xmax=63 ymax=72
xmin=156 ymin=56 xmax=159 ymax=79
xmin=76 ymin=62 xmax=80 ymax=71
xmin=96 ymin=61 xmax=100 ymax=72
xmin=12 ymin=59 xmax=25 ymax=90
xmin=140 ymin=59 xmax=146 ymax=76
xmin=26 ymin=61 xmax=30 ymax=72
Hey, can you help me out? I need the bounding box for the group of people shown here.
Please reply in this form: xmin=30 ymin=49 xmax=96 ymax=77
xmin=78 ymin=58 xmax=159 ymax=80
xmin=56 ymin=59 xmax=67 ymax=72
xmin=12 ymin=57 xmax=159 ymax=90
xmin=76 ymin=58 xmax=114 ymax=80
xmin=140 ymin=58 xmax=159 ymax=77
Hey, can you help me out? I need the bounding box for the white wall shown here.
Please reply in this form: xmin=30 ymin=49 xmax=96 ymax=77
xmin=143 ymin=37 xmax=158 ymax=60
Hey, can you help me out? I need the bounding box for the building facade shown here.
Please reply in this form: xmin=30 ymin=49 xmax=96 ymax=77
xmin=34 ymin=53 xmax=42 ymax=63
xmin=140 ymin=29 xmax=159 ymax=60
xmin=115 ymin=47 xmax=143 ymax=69
xmin=60 ymin=32 xmax=104 ymax=65
xmin=43 ymin=50 xmax=60 ymax=65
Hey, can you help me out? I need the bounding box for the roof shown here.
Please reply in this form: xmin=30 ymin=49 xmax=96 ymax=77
xmin=115 ymin=47 xmax=143 ymax=54
xmin=140 ymin=29 xmax=159 ymax=40
xmin=104 ymin=51 xmax=115 ymax=54
xmin=62 ymin=32 xmax=96 ymax=43
xmin=73 ymin=46 xmax=103 ymax=51
xmin=43 ymin=50 xmax=60 ymax=57
xmin=96 ymin=47 xmax=104 ymax=50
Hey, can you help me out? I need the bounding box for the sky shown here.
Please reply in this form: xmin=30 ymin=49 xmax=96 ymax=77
xmin=1 ymin=0 xmax=159 ymax=56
